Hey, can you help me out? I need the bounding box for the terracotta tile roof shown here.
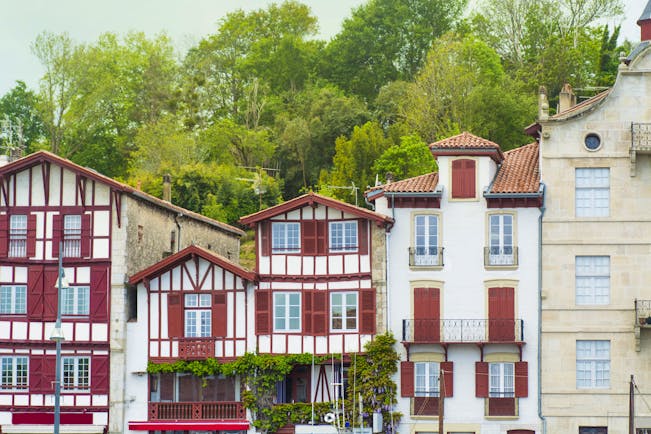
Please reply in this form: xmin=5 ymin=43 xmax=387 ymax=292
xmin=490 ymin=142 xmax=540 ymax=194
xmin=550 ymin=88 xmax=611 ymax=120
xmin=429 ymin=131 xmax=504 ymax=162
xmin=376 ymin=172 xmax=439 ymax=193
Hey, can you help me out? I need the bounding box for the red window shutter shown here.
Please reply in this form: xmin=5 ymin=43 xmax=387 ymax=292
xmin=41 ymin=355 xmax=56 ymax=394
xmin=0 ymin=213 xmax=7 ymax=257
xmin=316 ymin=221 xmax=327 ymax=255
xmin=212 ymin=293 xmax=227 ymax=336
xmin=27 ymin=266 xmax=44 ymax=321
xmin=255 ymin=290 xmax=271 ymax=335
xmin=302 ymin=221 xmax=317 ymax=255
xmin=42 ymin=267 xmax=59 ymax=321
xmin=476 ymin=361 xmax=489 ymax=397
xmin=359 ymin=288 xmax=376 ymax=334
xmin=29 ymin=354 xmax=45 ymax=393
xmin=52 ymin=214 xmax=62 ymax=258
xmin=413 ymin=287 xmax=440 ymax=341
xmin=260 ymin=222 xmax=271 ymax=256
xmin=91 ymin=354 xmax=109 ymax=394
xmin=488 ymin=287 xmax=515 ymax=341
xmin=400 ymin=361 xmax=414 ymax=397
xmin=358 ymin=219 xmax=368 ymax=255
xmin=451 ymin=159 xmax=476 ymax=198
xmin=441 ymin=361 xmax=453 ymax=397
xmin=26 ymin=214 xmax=37 ymax=257
xmin=303 ymin=291 xmax=313 ymax=334
xmin=312 ymin=290 xmax=328 ymax=335
xmin=515 ymin=361 xmax=528 ymax=397
xmin=167 ymin=293 xmax=183 ymax=338
xmin=81 ymin=214 xmax=91 ymax=257
xmin=90 ymin=266 xmax=108 ymax=322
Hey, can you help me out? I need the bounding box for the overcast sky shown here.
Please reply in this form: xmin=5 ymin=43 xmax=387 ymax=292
xmin=0 ymin=0 xmax=647 ymax=96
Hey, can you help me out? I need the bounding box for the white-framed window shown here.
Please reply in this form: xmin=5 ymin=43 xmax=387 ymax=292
xmin=62 ymin=356 xmax=90 ymax=390
xmin=489 ymin=214 xmax=514 ymax=265
xmin=330 ymin=292 xmax=358 ymax=331
xmin=414 ymin=215 xmax=438 ymax=266
xmin=576 ymin=340 xmax=610 ymax=389
xmin=576 ymin=256 xmax=610 ymax=305
xmin=63 ymin=214 xmax=82 ymax=257
xmin=0 ymin=285 xmax=27 ymax=314
xmin=576 ymin=168 xmax=609 ymax=217
xmin=9 ymin=215 xmax=27 ymax=257
xmin=0 ymin=356 xmax=28 ymax=389
xmin=184 ymin=293 xmax=211 ymax=338
xmin=272 ymin=222 xmax=300 ymax=253
xmin=61 ymin=286 xmax=90 ymax=315
xmin=415 ymin=361 xmax=440 ymax=397
xmin=329 ymin=221 xmax=358 ymax=252
xmin=489 ymin=362 xmax=514 ymax=397
xmin=274 ymin=292 xmax=301 ymax=332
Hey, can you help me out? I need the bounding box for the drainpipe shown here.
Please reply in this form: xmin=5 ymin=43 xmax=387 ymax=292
xmin=538 ymin=182 xmax=547 ymax=434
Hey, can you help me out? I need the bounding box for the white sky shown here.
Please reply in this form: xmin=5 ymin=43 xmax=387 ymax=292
xmin=0 ymin=0 xmax=647 ymax=96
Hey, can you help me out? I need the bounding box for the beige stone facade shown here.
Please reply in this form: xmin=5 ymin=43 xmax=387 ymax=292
xmin=539 ymin=42 xmax=651 ymax=434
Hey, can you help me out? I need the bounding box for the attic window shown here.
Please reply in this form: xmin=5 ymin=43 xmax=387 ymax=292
xmin=584 ymin=133 xmax=601 ymax=151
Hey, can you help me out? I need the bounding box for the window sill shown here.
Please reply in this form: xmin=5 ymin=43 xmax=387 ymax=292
xmin=484 ymin=265 xmax=518 ymax=271
xmin=409 ymin=265 xmax=443 ymax=271
xmin=485 ymin=415 xmax=519 ymax=420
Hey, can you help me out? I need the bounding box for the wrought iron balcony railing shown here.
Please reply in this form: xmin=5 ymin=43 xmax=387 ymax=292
xmin=632 ymin=123 xmax=651 ymax=152
xmin=402 ymin=318 xmax=524 ymax=343
xmin=408 ymin=247 xmax=444 ymax=267
xmin=178 ymin=338 xmax=215 ymax=360
xmin=149 ymin=401 xmax=245 ymax=420
xmin=484 ymin=247 xmax=518 ymax=266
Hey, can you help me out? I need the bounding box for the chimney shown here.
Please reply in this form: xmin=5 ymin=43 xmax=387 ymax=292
xmin=638 ymin=1 xmax=651 ymax=41
xmin=558 ymin=83 xmax=576 ymax=114
xmin=538 ymin=86 xmax=549 ymax=121
xmin=162 ymin=174 xmax=172 ymax=202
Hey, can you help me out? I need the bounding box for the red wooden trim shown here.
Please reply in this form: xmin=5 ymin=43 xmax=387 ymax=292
xmin=256 ymin=272 xmax=372 ymax=283
xmin=76 ymin=174 xmax=86 ymax=207
xmin=167 ymin=293 xmax=183 ymax=338
xmin=316 ymin=220 xmax=327 ymax=255
xmin=28 ymin=354 xmax=45 ymax=393
xmin=413 ymin=287 xmax=440 ymax=341
xmin=0 ymin=175 xmax=8 ymax=206
xmin=358 ymin=219 xmax=368 ymax=255
xmin=13 ymin=412 xmax=95 ymax=425
xmin=0 ymin=213 xmax=8 ymax=257
xmin=255 ymin=290 xmax=271 ymax=334
xmin=112 ymin=190 xmax=122 ymax=228
xmin=451 ymin=159 xmax=476 ymax=198
xmin=27 ymin=266 xmax=44 ymax=320
xmin=260 ymin=221 xmax=271 ymax=257
xmin=302 ymin=221 xmax=317 ymax=255
xmin=90 ymin=266 xmax=109 ymax=322
xmin=42 ymin=267 xmax=59 ymax=321
xmin=312 ymin=291 xmax=327 ymax=336
xmin=400 ymin=361 xmax=414 ymax=397
xmin=26 ymin=214 xmax=37 ymax=257
xmin=389 ymin=196 xmax=441 ymax=209
xmin=303 ymin=291 xmax=313 ymax=334
xmin=359 ymin=288 xmax=375 ymax=334
xmin=81 ymin=213 xmax=91 ymax=257
xmin=212 ymin=293 xmax=227 ymax=336
xmin=475 ymin=361 xmax=489 ymax=397
xmin=42 ymin=161 xmax=51 ymax=205
xmin=52 ymin=214 xmax=62 ymax=258
xmin=441 ymin=361 xmax=453 ymax=397
xmin=91 ymin=354 xmax=109 ymax=394
xmin=486 ymin=196 xmax=543 ymax=208
xmin=515 ymin=361 xmax=528 ymax=397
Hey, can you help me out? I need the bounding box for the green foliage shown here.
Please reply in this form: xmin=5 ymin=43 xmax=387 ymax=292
xmin=0 ymin=81 xmax=45 ymax=152
xmin=372 ymin=135 xmax=437 ymax=181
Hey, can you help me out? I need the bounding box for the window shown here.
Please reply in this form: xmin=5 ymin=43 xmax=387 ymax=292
xmin=62 ymin=356 xmax=90 ymax=390
xmin=488 ymin=214 xmax=515 ymax=265
xmin=580 ymin=428 xmax=607 ymax=434
xmin=184 ymin=294 xmax=211 ymax=338
xmin=329 ymin=221 xmax=358 ymax=252
xmin=9 ymin=215 xmax=27 ymax=257
xmin=451 ymin=159 xmax=476 ymax=199
xmin=576 ymin=256 xmax=610 ymax=305
xmin=576 ymin=168 xmax=609 ymax=217
xmin=272 ymin=222 xmax=300 ymax=253
xmin=274 ymin=292 xmax=301 ymax=332
xmin=415 ymin=362 xmax=439 ymax=397
xmin=413 ymin=215 xmax=439 ymax=266
xmin=1 ymin=356 xmax=28 ymax=389
xmin=489 ymin=362 xmax=514 ymax=397
xmin=576 ymin=340 xmax=610 ymax=389
xmin=61 ymin=286 xmax=90 ymax=315
xmin=331 ymin=292 xmax=358 ymax=331
xmin=0 ymin=285 xmax=26 ymax=314
xmin=63 ymin=215 xmax=82 ymax=257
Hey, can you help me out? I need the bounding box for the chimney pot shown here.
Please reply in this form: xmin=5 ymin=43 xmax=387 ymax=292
xmin=163 ymin=174 xmax=172 ymax=202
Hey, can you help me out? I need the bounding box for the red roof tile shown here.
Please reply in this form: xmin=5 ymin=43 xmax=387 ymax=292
xmin=490 ymin=142 xmax=540 ymax=194
xmin=429 ymin=132 xmax=505 ymax=162
xmin=375 ymin=172 xmax=439 ymax=193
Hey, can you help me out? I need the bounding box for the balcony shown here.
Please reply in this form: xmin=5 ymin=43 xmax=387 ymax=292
xmin=630 ymin=123 xmax=651 ymax=176
xmin=178 ymin=338 xmax=215 ymax=359
xmin=484 ymin=247 xmax=518 ymax=267
xmin=402 ymin=319 xmax=524 ymax=344
xmin=408 ymin=247 xmax=444 ymax=267
xmin=149 ymin=401 xmax=245 ymax=420
xmin=635 ymin=299 xmax=651 ymax=351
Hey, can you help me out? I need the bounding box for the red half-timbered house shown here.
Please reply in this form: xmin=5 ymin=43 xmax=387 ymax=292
xmin=126 ymin=245 xmax=254 ymax=434
xmin=0 ymin=151 xmax=243 ymax=434
xmin=239 ymin=193 xmax=392 ymax=405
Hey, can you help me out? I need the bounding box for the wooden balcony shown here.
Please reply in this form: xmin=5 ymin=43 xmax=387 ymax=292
xmin=402 ymin=319 xmax=524 ymax=344
xmin=149 ymin=401 xmax=245 ymax=420
xmin=178 ymin=338 xmax=215 ymax=359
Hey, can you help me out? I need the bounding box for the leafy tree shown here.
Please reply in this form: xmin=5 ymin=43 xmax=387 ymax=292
xmin=0 ymin=81 xmax=45 ymax=152
xmin=372 ymin=135 xmax=437 ymax=181
xmin=198 ymin=119 xmax=276 ymax=168
xmin=323 ymin=0 xmax=467 ymax=100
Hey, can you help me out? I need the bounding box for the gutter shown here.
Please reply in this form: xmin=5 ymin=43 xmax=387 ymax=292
xmin=538 ymin=182 xmax=547 ymax=434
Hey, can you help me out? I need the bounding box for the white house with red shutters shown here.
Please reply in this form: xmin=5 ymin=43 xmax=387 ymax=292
xmin=0 ymin=151 xmax=243 ymax=434
xmin=124 ymin=245 xmax=255 ymax=434
xmin=239 ymin=193 xmax=392 ymax=409
xmin=367 ymin=132 xmax=543 ymax=434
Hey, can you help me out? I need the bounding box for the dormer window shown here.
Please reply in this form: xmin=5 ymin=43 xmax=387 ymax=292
xmin=451 ymin=159 xmax=476 ymax=199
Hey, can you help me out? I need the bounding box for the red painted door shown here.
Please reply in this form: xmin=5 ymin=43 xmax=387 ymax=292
xmin=488 ymin=287 xmax=514 ymax=341
xmin=413 ymin=287 xmax=440 ymax=341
